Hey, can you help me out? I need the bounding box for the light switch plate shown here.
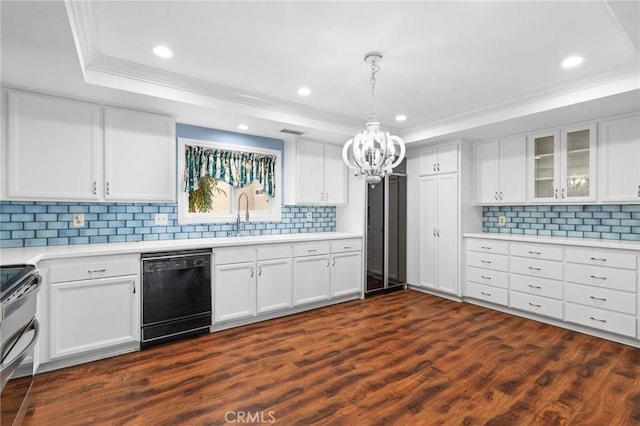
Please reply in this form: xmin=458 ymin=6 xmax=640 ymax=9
xmin=155 ymin=213 xmax=168 ymax=226
xmin=72 ymin=213 xmax=85 ymax=228
xmin=498 ymin=216 xmax=506 ymax=226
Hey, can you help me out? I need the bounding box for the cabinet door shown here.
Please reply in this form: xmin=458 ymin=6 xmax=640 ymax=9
xmin=474 ymin=140 xmax=500 ymax=203
xmin=528 ymin=131 xmax=560 ymax=202
xmin=419 ymin=148 xmax=438 ymax=176
xmin=323 ymin=144 xmax=348 ymax=204
xmin=561 ymin=124 xmax=596 ymax=202
xmin=436 ymin=174 xmax=459 ymax=294
xmin=296 ymin=140 xmax=325 ymax=204
xmin=599 ymin=115 xmax=640 ymax=203
xmin=104 ymin=107 xmax=176 ymax=202
xmin=331 ymin=251 xmax=362 ymax=297
xmin=214 ymin=261 xmax=256 ymax=321
xmin=419 ymin=176 xmax=437 ymax=289
xmin=499 ymin=136 xmax=527 ymax=203
xmin=7 ymin=91 xmax=101 ymax=201
xmin=257 ymin=258 xmax=292 ymax=314
xmin=293 ymin=255 xmax=330 ymax=305
xmin=436 ymin=145 xmax=459 ymax=174
xmin=49 ymin=276 xmax=139 ymax=359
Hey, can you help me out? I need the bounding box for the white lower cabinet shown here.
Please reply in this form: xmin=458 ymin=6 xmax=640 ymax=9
xmin=214 ymin=257 xmax=257 ymax=322
xmin=257 ymin=257 xmax=293 ymax=314
xmin=330 ymin=240 xmax=362 ymax=298
xmin=49 ymin=272 xmax=139 ymax=359
xmin=293 ymin=255 xmax=331 ymax=305
xmin=464 ymin=237 xmax=639 ymax=345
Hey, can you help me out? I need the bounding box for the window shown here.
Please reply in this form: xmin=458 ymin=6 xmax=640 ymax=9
xmin=178 ymin=137 xmax=281 ymax=224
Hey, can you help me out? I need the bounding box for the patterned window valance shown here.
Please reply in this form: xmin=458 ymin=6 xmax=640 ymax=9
xmin=184 ymin=145 xmax=276 ymax=197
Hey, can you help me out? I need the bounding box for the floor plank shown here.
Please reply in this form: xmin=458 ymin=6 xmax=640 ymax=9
xmin=24 ymin=290 xmax=640 ymax=425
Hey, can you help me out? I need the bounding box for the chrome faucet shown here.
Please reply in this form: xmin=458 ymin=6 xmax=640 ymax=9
xmin=236 ymin=192 xmax=250 ymax=236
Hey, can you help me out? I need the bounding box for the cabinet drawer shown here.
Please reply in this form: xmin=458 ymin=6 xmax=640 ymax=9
xmin=509 ymin=273 xmax=563 ymax=300
xmin=466 ymin=266 xmax=508 ymax=289
xmin=466 ymin=282 xmax=508 ymax=306
xmin=510 ymin=256 xmax=563 ymax=281
xmin=257 ymin=244 xmax=292 ymax=261
xmin=565 ymin=263 xmax=636 ymax=293
xmin=565 ymin=302 xmax=636 ymax=338
xmin=565 ymin=248 xmax=636 ymax=270
xmin=330 ymin=239 xmax=362 ymax=254
xmin=214 ymin=248 xmax=255 ymax=265
xmin=509 ymin=291 xmax=563 ymax=319
xmin=293 ymin=242 xmax=330 ymax=257
xmin=49 ymin=254 xmax=139 ymax=283
xmin=565 ymin=283 xmax=636 ymax=315
xmin=510 ymin=243 xmax=563 ymax=261
xmin=466 ymin=251 xmax=508 ymax=272
xmin=466 ymin=239 xmax=508 ymax=255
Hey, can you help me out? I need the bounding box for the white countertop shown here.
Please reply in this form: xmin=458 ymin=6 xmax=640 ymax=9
xmin=0 ymin=232 xmax=363 ymax=265
xmin=463 ymin=232 xmax=640 ymax=251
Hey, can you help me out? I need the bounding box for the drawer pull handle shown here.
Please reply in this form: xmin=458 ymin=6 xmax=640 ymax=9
xmin=480 ymin=275 xmax=492 ymax=280
xmin=481 ymin=260 xmax=492 ymax=264
xmin=481 ymin=246 xmax=492 ymax=250
xmin=528 ymin=302 xmax=542 ymax=308
xmin=590 ymin=296 xmax=607 ymax=302
xmin=343 ymin=246 xmax=351 ymax=249
xmin=590 ymin=275 xmax=607 ymax=280
xmin=308 ymin=249 xmax=317 ymax=252
xmin=528 ymin=267 xmax=541 ymax=271
xmin=589 ymin=257 xmax=607 ymax=262
xmin=88 ymin=269 xmax=106 ymax=273
xmin=480 ymin=291 xmax=492 ymax=296
xmin=528 ymin=251 xmax=541 ymax=255
xmin=590 ymin=316 xmax=607 ymax=323
xmin=528 ymin=284 xmax=541 ymax=289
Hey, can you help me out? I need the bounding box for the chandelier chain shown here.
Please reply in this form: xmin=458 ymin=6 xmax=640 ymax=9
xmin=369 ymin=60 xmax=380 ymax=121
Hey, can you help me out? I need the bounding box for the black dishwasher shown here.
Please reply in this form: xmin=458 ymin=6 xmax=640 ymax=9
xmin=141 ymin=250 xmax=211 ymax=348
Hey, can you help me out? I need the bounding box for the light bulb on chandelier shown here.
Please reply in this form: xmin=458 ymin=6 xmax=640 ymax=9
xmin=342 ymin=52 xmax=406 ymax=187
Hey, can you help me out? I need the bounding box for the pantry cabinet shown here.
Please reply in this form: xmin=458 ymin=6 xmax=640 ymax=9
xmin=474 ymin=136 xmax=526 ymax=204
xmin=4 ymin=90 xmax=176 ymax=202
xmin=598 ymin=114 xmax=640 ymax=203
xmin=527 ymin=124 xmax=596 ymax=203
xmin=420 ymin=144 xmax=458 ymax=176
xmin=284 ymin=139 xmax=347 ymax=205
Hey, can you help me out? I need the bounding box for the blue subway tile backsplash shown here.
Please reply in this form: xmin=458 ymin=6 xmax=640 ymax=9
xmin=483 ymin=205 xmax=640 ymax=241
xmin=0 ymin=201 xmax=336 ymax=248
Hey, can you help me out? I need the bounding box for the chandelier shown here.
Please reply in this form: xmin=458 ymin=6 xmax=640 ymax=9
xmin=342 ymin=51 xmax=405 ymax=187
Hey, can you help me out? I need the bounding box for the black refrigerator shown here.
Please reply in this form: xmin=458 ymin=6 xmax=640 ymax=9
xmin=366 ymin=160 xmax=407 ymax=295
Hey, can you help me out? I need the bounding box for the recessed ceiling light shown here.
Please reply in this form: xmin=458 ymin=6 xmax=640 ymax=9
xmin=395 ymin=114 xmax=407 ymax=122
xmin=237 ymin=124 xmax=249 ymax=131
xmin=561 ymin=56 xmax=583 ymax=68
xmin=153 ymin=45 xmax=173 ymax=58
xmin=297 ymin=87 xmax=311 ymax=96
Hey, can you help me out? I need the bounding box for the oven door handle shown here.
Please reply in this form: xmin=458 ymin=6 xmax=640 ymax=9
xmin=0 ymin=318 xmax=39 ymax=391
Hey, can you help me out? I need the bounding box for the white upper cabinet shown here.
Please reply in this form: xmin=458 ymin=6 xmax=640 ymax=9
xmin=598 ymin=114 xmax=640 ymax=203
xmin=284 ymin=138 xmax=347 ymax=205
xmin=104 ymin=107 xmax=176 ymax=202
xmin=528 ymin=124 xmax=596 ymax=203
xmin=474 ymin=136 xmax=527 ymax=204
xmin=4 ymin=90 xmax=176 ymax=202
xmin=420 ymin=144 xmax=458 ymax=176
xmin=6 ymin=91 xmax=102 ymax=200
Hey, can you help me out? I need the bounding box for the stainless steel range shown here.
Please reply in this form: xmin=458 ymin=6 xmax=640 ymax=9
xmin=1 ymin=264 xmax=42 ymax=425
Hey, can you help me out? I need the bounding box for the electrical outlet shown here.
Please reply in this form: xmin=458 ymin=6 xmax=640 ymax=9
xmin=72 ymin=213 xmax=85 ymax=228
xmin=155 ymin=213 xmax=168 ymax=226
xmin=498 ymin=216 xmax=506 ymax=226
xmin=306 ymin=212 xmax=313 ymax=222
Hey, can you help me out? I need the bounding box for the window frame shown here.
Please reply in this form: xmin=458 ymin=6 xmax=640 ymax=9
xmin=177 ymin=137 xmax=282 ymax=224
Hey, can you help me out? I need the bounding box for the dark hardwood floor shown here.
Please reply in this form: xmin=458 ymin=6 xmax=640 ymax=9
xmin=24 ymin=290 xmax=640 ymax=425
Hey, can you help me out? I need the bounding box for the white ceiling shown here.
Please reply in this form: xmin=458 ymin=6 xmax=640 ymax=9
xmin=2 ymin=1 xmax=639 ymax=145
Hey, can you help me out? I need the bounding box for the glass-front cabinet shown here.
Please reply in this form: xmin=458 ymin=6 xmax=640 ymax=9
xmin=528 ymin=124 xmax=596 ymax=203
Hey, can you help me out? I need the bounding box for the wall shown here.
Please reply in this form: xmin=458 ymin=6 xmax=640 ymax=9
xmin=483 ymin=205 xmax=640 ymax=240
xmin=0 ymin=123 xmax=336 ymax=248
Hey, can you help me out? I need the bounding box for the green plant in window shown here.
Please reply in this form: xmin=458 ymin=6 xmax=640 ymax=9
xmin=188 ymin=175 xmax=227 ymax=213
